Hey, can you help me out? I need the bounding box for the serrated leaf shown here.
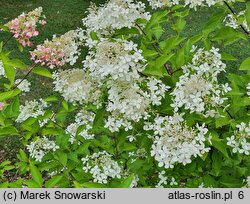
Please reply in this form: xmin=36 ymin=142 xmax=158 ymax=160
xmin=117 ymin=174 xmax=134 ymax=188
xmin=30 ymin=163 xmax=43 ymax=187
xmin=54 ymin=151 xmax=67 ymax=167
xmin=45 ymin=175 xmax=63 ymax=188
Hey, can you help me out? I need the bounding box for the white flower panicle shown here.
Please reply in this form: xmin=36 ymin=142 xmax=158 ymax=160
xmin=171 ymin=47 xmax=231 ymax=118
xmin=147 ymin=0 xmax=235 ymax=9
xmin=0 ymin=60 xmax=6 ymax=77
xmin=82 ymin=151 xmax=122 ymax=184
xmin=226 ymin=122 xmax=250 ymax=155
xmin=83 ymin=39 xmax=145 ymax=81
xmin=27 ymin=136 xmax=59 ymax=162
xmin=105 ymin=78 xmax=169 ymax=132
xmin=155 ymin=171 xmax=178 ymax=188
xmin=247 ymin=83 xmax=250 ymax=97
xmin=31 ymin=30 xmax=82 ymax=68
xmin=144 ymin=114 xmax=210 ymax=169
xmin=66 ymin=110 xmax=96 ymax=143
xmin=223 ymin=11 xmax=250 ymax=32
xmin=15 ymin=79 xmax=31 ymax=93
xmin=16 ymin=99 xmax=48 ymax=123
xmin=83 ymin=0 xmax=151 ymax=35
xmin=53 ymin=69 xmax=101 ymax=106
xmin=245 ymin=176 xmax=250 ymax=188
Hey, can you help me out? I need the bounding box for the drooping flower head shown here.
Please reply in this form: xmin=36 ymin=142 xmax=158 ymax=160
xmin=5 ymin=7 xmax=46 ymax=47
xmin=30 ymin=30 xmax=82 ymax=69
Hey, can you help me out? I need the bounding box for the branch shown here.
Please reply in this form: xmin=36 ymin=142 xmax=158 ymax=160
xmin=12 ymin=64 xmax=36 ymax=89
xmin=223 ymin=1 xmax=250 ymax=35
xmin=135 ymin=22 xmax=163 ymax=54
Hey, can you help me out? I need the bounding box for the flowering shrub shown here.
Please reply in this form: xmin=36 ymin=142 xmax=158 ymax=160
xmin=0 ymin=0 xmax=250 ymax=188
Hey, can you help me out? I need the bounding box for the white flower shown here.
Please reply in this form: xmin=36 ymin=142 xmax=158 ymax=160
xmin=223 ymin=10 xmax=250 ymax=32
xmin=83 ymin=38 xmax=146 ymax=81
xmin=247 ymin=83 xmax=250 ymax=97
xmin=171 ymin=47 xmax=230 ymax=117
xmin=66 ymin=109 xmax=96 ymax=143
xmin=31 ymin=30 xmax=82 ymax=68
xmin=147 ymin=0 xmax=235 ymax=9
xmin=226 ymin=122 xmax=250 ymax=155
xmin=145 ymin=114 xmax=210 ymax=169
xmin=16 ymin=98 xmax=48 ymax=123
xmin=83 ymin=0 xmax=151 ymax=35
xmin=104 ymin=77 xmax=169 ymax=132
xmin=82 ymin=151 xmax=122 ymax=184
xmin=53 ymin=69 xmax=101 ymax=106
xmin=0 ymin=60 xmax=6 ymax=77
xmin=15 ymin=79 xmax=31 ymax=93
xmin=27 ymin=136 xmax=59 ymax=162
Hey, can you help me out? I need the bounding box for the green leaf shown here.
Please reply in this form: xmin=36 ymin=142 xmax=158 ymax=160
xmin=117 ymin=174 xmax=134 ymax=188
xmin=211 ymin=134 xmax=229 ymax=158
xmin=221 ymin=53 xmax=238 ymax=61
xmin=0 ymin=89 xmax=21 ymax=101
xmin=19 ymin=149 xmax=28 ymax=162
xmin=146 ymin=10 xmax=169 ymax=30
xmin=30 ymin=163 xmax=43 ymax=187
xmin=212 ymin=151 xmax=222 ymax=176
xmin=25 ymin=180 xmax=41 ymax=188
xmin=44 ymin=96 xmax=58 ymax=102
xmin=90 ymin=31 xmax=99 ymax=41
xmin=3 ymin=96 xmax=20 ymax=118
xmin=0 ymin=126 xmax=18 ymax=136
xmin=33 ymin=67 xmax=53 ymax=78
xmin=212 ymin=27 xmax=246 ymax=46
xmin=81 ymin=182 xmax=107 ymax=188
xmin=143 ymin=53 xmax=174 ymax=77
xmin=202 ymin=12 xmax=225 ymax=35
xmin=3 ymin=63 xmax=16 ymax=86
xmin=45 ymin=175 xmax=63 ymax=188
xmin=246 ymin=2 xmax=250 ymax=28
xmin=113 ymin=27 xmax=140 ymax=36
xmin=5 ymin=59 xmax=28 ymax=69
xmin=0 ymin=24 xmax=10 ymax=32
xmin=172 ymin=18 xmax=186 ymax=33
xmin=54 ymin=150 xmax=67 ymax=167
xmin=239 ymin=57 xmax=250 ymax=70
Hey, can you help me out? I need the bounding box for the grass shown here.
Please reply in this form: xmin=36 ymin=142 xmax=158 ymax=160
xmin=0 ymin=0 xmax=250 ymax=164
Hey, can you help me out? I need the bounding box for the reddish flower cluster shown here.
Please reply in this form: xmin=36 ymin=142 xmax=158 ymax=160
xmin=6 ymin=7 xmax=46 ymax=47
xmin=30 ymin=30 xmax=80 ymax=69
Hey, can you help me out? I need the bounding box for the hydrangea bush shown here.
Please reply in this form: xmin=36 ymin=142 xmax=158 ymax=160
xmin=0 ymin=0 xmax=250 ymax=188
